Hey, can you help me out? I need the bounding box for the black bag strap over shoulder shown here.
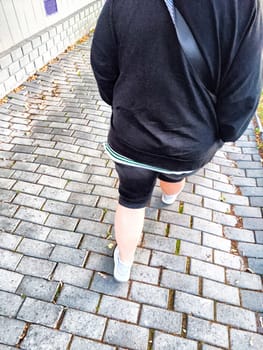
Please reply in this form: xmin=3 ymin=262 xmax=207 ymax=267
xmin=164 ymin=0 xmax=216 ymax=103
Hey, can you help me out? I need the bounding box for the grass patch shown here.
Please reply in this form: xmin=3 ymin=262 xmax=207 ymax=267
xmin=175 ymin=239 xmax=181 ymax=255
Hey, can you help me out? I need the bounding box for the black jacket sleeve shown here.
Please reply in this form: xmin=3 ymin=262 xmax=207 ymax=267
xmin=90 ymin=0 xmax=118 ymax=105
xmin=216 ymin=1 xmax=263 ymax=142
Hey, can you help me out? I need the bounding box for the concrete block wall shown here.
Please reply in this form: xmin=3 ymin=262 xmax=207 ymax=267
xmin=0 ymin=0 xmax=105 ymax=99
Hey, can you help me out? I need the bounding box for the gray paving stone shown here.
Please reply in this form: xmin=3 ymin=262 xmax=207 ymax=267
xmin=230 ymin=329 xmax=263 ymax=350
xmin=0 ymin=189 xmax=16 ymax=203
xmin=131 ymin=263 xmax=160 ymax=284
xmin=104 ymin=319 xmax=149 ymax=350
xmin=143 ymin=219 xmax=167 ymax=236
xmin=234 ymin=205 xmax=262 ymax=217
xmin=45 ymin=213 xmax=78 ymax=231
xmin=202 ymin=232 xmax=231 ymax=252
xmin=224 ymin=227 xmax=255 ymax=242
xmin=52 ymin=263 xmax=92 ymax=288
xmin=42 ymin=199 xmax=73 ymax=215
xmin=46 ymin=228 xmax=82 ymax=247
xmin=99 ymin=295 xmax=140 ymax=323
xmin=187 ymin=316 xmax=228 ymax=348
xmin=213 ymin=181 xmax=238 ymax=194
xmin=202 ymin=345 xmax=224 ymax=350
xmin=174 ymin=291 xmax=214 ymax=320
xmin=63 ymin=169 xmax=90 ymax=183
xmin=169 ymin=225 xmax=201 ymax=244
xmin=134 ymin=247 xmax=151 ymax=265
xmin=190 ymin=259 xmax=225 ymax=282
xmin=0 ymin=268 xmax=23 ymax=292
xmin=0 ymin=202 xmax=18 ymax=217
xmin=61 ymin=308 xmax=106 ymax=339
xmin=69 ymin=193 xmax=98 ymax=208
xmin=57 ymin=284 xmax=100 ymax=313
xmin=38 ymin=174 xmax=67 ymax=189
xmin=36 ymin=164 xmax=65 ymax=177
xmin=0 ymin=178 xmax=16 ymax=190
xmin=183 ymin=203 xmax=212 ymax=220
xmin=203 ymin=197 xmax=231 ymax=214
xmin=213 ymin=211 xmax=237 ymax=226
xmin=49 ymin=245 xmax=86 ymax=266
xmin=12 ymin=180 xmax=43 ymax=195
xmin=70 ymin=337 xmax=115 ymax=350
xmin=193 ymin=217 xmax=222 ymax=236
xmin=0 ymin=345 xmax=17 ymax=350
xmin=86 ymin=252 xmax=114 ymax=274
xmin=0 ymin=232 xmax=21 ymax=250
xmin=143 ymin=233 xmax=176 ymax=253
xmin=226 ymin=269 xmax=262 ymax=290
xmin=205 ymin=169 xmax=229 ymax=183
xmin=160 ymin=210 xmax=191 ymax=227
xmin=241 ymin=290 xmax=263 ymax=312
xmin=20 ymin=324 xmax=71 ymax=350
xmin=16 ymin=256 xmax=55 ymax=279
xmin=241 ymin=186 xmax=263 ymax=196
xmin=255 ymin=231 xmax=263 ymax=244
xmin=80 ymin=235 xmax=114 ymax=256
xmin=130 ymin=281 xmax=168 ymax=308
xmin=15 ymin=221 xmax=50 ymax=240
xmin=203 ymin=279 xmax=240 ymax=305
xmin=17 ymin=238 xmax=54 ymax=259
xmin=250 ymin=196 xmax=263 ymax=207
xmin=161 ymin=270 xmax=199 ymax=295
xmin=153 ymin=331 xmax=198 ymax=350
xmin=214 ymin=250 xmax=244 ymax=270
xmin=66 ymin=181 xmax=94 ymax=194
xmin=246 ymin=169 xmax=263 ymax=178
xmin=40 ymin=186 xmax=71 ymax=201
xmin=243 ymin=218 xmax=263 ymax=230
xmin=180 ymin=241 xmax=213 ymax=262
xmin=195 ymin=184 xmax=221 ymax=200
xmin=76 ymin=220 xmax=110 ymax=237
xmin=150 ymin=250 xmax=187 ymax=273
xmin=140 ymin=304 xmax=182 ymax=334
xmin=90 ymin=272 xmax=129 ymax=298
xmin=72 ymin=205 xmax=103 ymax=221
xmin=230 ymin=176 xmax=256 ymax=186
xmin=17 ymin=275 xmax=58 ymax=301
xmin=0 ymin=217 xmax=20 ymax=233
xmin=0 ymin=315 xmax=25 ymax=346
xmin=238 ymin=242 xmax=263 ymax=258
xmin=248 ymin=257 xmax=263 ymax=274
xmin=0 ymin=248 xmax=22 ymax=270
xmin=15 ymin=206 xmax=48 ymax=225
xmin=12 ymin=170 xmax=40 ymax=183
xmin=216 ymin=302 xmax=257 ymax=331
xmin=17 ymin=297 xmax=63 ymax=327
xmin=0 ymin=290 xmax=24 ymax=317
xmin=223 ymin=193 xmax=249 ymax=206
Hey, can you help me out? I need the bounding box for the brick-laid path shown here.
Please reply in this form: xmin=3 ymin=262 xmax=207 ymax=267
xmin=0 ymin=37 xmax=262 ymax=350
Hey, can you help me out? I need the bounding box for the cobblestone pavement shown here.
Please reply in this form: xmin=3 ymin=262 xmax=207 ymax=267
xmin=0 ymin=37 xmax=262 ymax=350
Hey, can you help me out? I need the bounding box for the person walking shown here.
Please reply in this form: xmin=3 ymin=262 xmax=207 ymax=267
xmin=91 ymin=0 xmax=262 ymax=282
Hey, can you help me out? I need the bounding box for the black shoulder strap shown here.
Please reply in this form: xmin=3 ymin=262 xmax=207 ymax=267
xmin=164 ymin=0 xmax=216 ymax=103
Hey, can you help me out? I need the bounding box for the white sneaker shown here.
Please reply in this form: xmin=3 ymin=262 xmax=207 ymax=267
xmin=113 ymin=246 xmax=133 ymax=282
xmin=161 ymin=193 xmax=179 ymax=205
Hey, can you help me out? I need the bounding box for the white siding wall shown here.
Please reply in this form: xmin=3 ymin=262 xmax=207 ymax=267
xmin=0 ymin=0 xmax=95 ymax=52
xmin=0 ymin=0 xmax=105 ymax=98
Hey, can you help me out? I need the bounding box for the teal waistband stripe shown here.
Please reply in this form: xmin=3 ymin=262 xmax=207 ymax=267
xmin=104 ymin=143 xmax=193 ymax=175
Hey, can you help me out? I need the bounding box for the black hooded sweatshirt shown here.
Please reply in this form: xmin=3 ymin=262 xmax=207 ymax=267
xmin=91 ymin=0 xmax=262 ymax=171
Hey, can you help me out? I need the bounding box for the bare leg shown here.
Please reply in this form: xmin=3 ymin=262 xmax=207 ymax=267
xmin=160 ymin=178 xmax=185 ymax=195
xmin=114 ymin=204 xmax=145 ymax=264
